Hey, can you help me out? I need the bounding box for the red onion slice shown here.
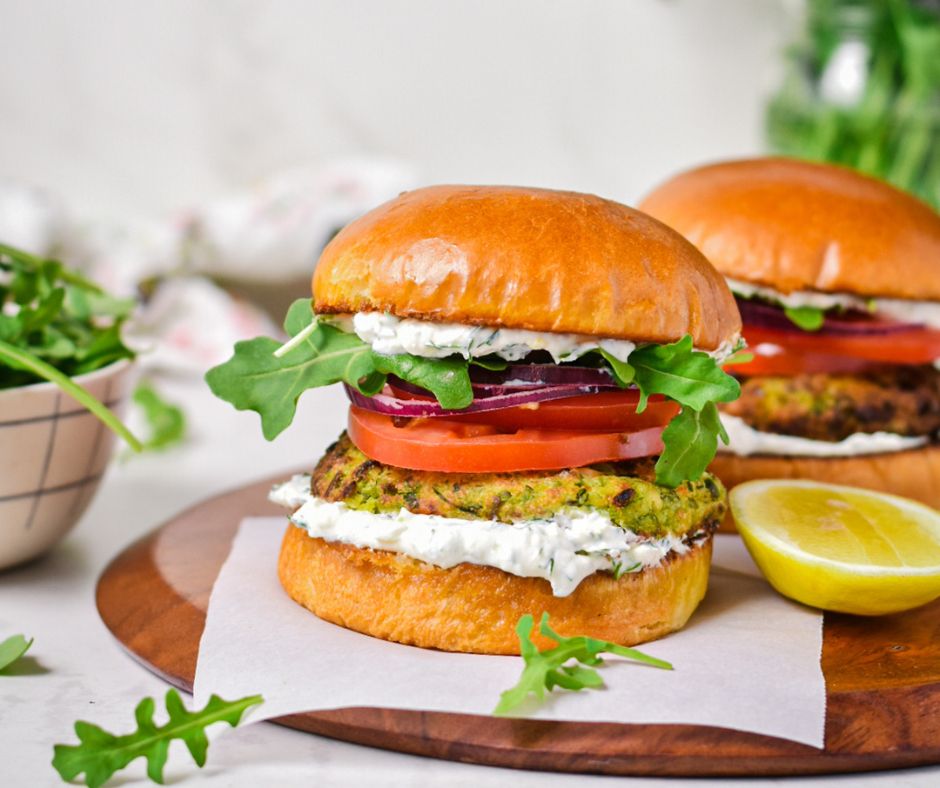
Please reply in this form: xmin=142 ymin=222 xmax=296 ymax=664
xmin=389 ymin=368 xmax=622 ymax=400
xmin=736 ymin=297 xmax=923 ymax=336
xmin=344 ymin=382 xmax=614 ymax=418
xmin=814 ymin=312 xmax=926 ymax=335
xmin=469 ymin=363 xmax=618 ymax=387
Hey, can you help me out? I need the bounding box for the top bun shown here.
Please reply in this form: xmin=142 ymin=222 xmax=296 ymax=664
xmin=313 ymin=185 xmax=740 ymax=350
xmin=639 ymin=157 xmax=940 ymax=301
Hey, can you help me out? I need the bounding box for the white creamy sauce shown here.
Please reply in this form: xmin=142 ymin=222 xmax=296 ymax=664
xmin=340 ymin=311 xmax=637 ymax=363
xmin=719 ymin=414 xmax=928 ymax=458
xmin=727 ymin=278 xmax=940 ymax=330
xmin=270 ymin=474 xmax=688 ymax=597
xmin=328 ymin=312 xmax=737 ymax=364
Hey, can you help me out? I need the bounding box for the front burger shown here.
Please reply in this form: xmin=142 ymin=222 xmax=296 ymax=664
xmin=640 ymin=157 xmax=940 ymax=509
xmin=207 ymin=185 xmax=743 ymax=654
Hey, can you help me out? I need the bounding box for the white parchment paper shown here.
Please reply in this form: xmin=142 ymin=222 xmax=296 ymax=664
xmin=194 ymin=518 xmax=826 ymax=748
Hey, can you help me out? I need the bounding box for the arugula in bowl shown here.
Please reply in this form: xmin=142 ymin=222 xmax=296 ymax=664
xmin=0 ymin=243 xmax=141 ymax=450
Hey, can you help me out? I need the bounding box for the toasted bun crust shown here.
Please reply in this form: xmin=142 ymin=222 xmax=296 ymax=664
xmin=278 ymin=526 xmax=711 ymax=654
xmin=710 ymin=444 xmax=940 ymax=532
xmin=313 ymin=185 xmax=740 ymax=350
xmin=639 ymin=158 xmax=940 ymax=301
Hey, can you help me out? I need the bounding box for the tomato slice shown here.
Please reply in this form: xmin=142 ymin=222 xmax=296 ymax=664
xmin=347 ymin=406 xmax=664 ymax=473
xmin=449 ymin=390 xmax=679 ymax=431
xmin=385 ymin=385 xmax=678 ymax=431
xmin=730 ymin=344 xmax=881 ymax=376
xmin=731 ymin=324 xmax=940 ymax=377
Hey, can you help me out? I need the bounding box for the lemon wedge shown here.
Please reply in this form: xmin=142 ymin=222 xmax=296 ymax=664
xmin=730 ymin=480 xmax=940 ymax=615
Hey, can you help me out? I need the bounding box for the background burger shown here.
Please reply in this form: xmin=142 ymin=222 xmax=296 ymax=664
xmin=640 ymin=157 xmax=940 ymax=511
xmin=207 ymin=185 xmax=743 ymax=654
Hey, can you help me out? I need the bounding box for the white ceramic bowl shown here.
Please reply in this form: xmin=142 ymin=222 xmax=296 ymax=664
xmin=0 ymin=359 xmax=135 ymax=570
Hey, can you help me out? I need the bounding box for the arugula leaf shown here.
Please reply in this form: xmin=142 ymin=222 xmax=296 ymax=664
xmin=71 ymin=324 xmax=134 ymax=375
xmin=598 ymin=349 xmax=635 ymax=388
xmin=372 ymin=353 xmax=472 ymax=409
xmin=206 ymin=299 xmax=475 ymax=436
xmin=494 ymin=613 xmax=671 ymax=716
xmin=655 ymin=402 xmax=728 ymax=487
xmin=132 ymin=382 xmax=187 ymax=451
xmin=722 ymin=349 xmax=755 ymax=366
xmin=0 ymin=634 xmax=33 ymax=672
xmin=19 ymin=287 xmax=65 ymax=334
xmin=618 ymin=336 xmax=739 ymax=487
xmin=629 ymin=336 xmax=740 ymax=412
xmin=206 ymin=301 xmax=384 ymax=440
xmin=783 ymin=305 xmax=825 ymax=331
xmin=52 ymin=690 xmax=262 ymax=788
xmin=469 ymin=355 xmax=508 ymax=371
xmin=65 ymin=287 xmax=136 ymax=322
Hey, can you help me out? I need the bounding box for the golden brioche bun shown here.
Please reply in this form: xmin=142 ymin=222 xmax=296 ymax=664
xmin=278 ymin=525 xmax=711 ymax=654
xmin=313 ymin=185 xmax=740 ymax=350
xmin=710 ymin=444 xmax=940 ymax=532
xmin=639 ymin=157 xmax=940 ymax=301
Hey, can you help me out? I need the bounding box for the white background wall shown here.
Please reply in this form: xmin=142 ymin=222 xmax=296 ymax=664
xmin=0 ymin=0 xmax=790 ymax=220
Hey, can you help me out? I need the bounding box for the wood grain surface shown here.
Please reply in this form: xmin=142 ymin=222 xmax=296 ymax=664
xmin=95 ymin=474 xmax=940 ymax=777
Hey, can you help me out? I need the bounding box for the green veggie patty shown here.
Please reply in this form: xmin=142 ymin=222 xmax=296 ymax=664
xmin=723 ymin=365 xmax=940 ymax=442
xmin=310 ymin=433 xmax=726 ymax=539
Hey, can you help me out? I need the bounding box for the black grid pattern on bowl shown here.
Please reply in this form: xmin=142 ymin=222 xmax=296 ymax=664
xmin=0 ymin=379 xmax=121 ymax=532
xmin=0 ymin=398 xmax=124 ymax=427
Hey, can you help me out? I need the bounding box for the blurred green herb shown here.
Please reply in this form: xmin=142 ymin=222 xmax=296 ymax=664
xmin=52 ymin=689 xmax=263 ymax=788
xmin=722 ymin=342 xmax=756 ymax=367
xmin=132 ymin=382 xmax=186 ymax=451
xmin=0 ymin=634 xmax=33 ymax=672
xmin=784 ymin=305 xmax=827 ymax=331
xmin=0 ymin=243 xmax=141 ymax=450
xmin=767 ymin=0 xmax=940 ymax=209
xmin=493 ymin=613 xmax=672 ymax=716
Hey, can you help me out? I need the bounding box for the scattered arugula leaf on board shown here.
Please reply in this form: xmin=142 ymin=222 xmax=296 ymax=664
xmin=493 ymin=613 xmax=672 ymax=716
xmin=0 ymin=634 xmax=33 ymax=672
xmin=783 ymin=305 xmax=825 ymax=332
xmin=132 ymin=381 xmax=187 ymax=451
xmin=0 ymin=243 xmax=141 ymax=450
xmin=52 ymin=690 xmax=263 ymax=788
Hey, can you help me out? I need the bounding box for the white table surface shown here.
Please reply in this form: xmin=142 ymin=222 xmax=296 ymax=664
xmin=2 ymin=375 xmax=939 ymax=787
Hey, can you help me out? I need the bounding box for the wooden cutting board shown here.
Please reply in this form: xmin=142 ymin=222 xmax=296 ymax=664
xmin=95 ymin=474 xmax=940 ymax=777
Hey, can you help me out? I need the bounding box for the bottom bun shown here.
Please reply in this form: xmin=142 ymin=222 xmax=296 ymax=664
xmin=710 ymin=443 xmax=940 ymax=532
xmin=278 ymin=526 xmax=712 ymax=655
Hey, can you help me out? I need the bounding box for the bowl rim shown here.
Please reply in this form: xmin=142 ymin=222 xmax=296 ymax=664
xmin=0 ymin=357 xmax=135 ymax=400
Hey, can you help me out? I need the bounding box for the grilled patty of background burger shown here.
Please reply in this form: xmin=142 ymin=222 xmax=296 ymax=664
xmin=722 ymin=365 xmax=940 ymax=442
xmin=309 ymin=434 xmax=726 ymax=540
